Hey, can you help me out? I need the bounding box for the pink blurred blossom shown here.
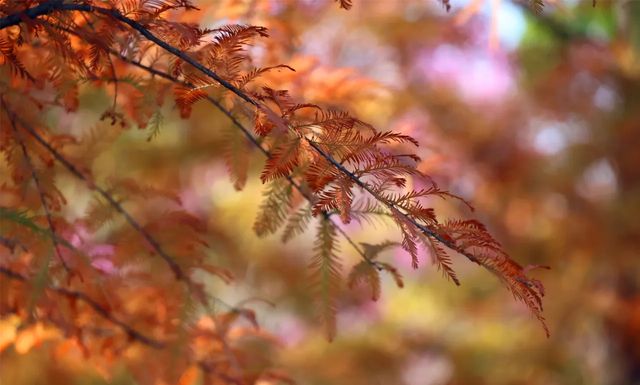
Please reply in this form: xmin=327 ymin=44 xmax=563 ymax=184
xmin=274 ymin=316 xmax=307 ymax=346
xmin=414 ymin=44 xmax=514 ymax=103
xmin=63 ymin=222 xmax=117 ymax=274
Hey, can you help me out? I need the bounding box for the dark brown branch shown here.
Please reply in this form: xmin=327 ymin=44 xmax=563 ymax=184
xmin=103 ymin=46 xmax=375 ymax=264
xmin=84 ymin=6 xmax=476 ymax=264
xmin=45 ymin=21 xmax=375 ymax=266
xmin=0 ymin=0 xmax=66 ymax=30
xmin=0 ymin=1 xmax=256 ymax=106
xmin=43 ymin=20 xmax=425 ymax=271
xmin=5 ymin=1 xmax=471 ymax=266
xmin=121 ymin=55 xmax=376 ymax=264
xmin=0 ymin=266 xmax=165 ymax=349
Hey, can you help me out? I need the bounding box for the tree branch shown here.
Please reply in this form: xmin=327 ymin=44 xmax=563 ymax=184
xmin=4 ymin=102 xmax=71 ymax=274
xmin=0 ymin=0 xmax=548 ymax=336
xmin=1 ymin=103 xmax=190 ymax=285
xmin=305 ymin=139 xmax=482 ymax=264
xmin=47 ymin=21 xmax=375 ymax=266
xmin=113 ymin=43 xmax=376 ymax=264
xmin=0 ymin=266 xmax=165 ymax=349
xmin=0 ymin=1 xmax=256 ymax=106
xmin=1 ymin=0 xmax=480 ymax=265
xmin=108 ymin=46 xmax=376 ymax=265
xmin=88 ymin=4 xmax=476 ymax=264
xmin=0 ymin=0 xmax=66 ymax=30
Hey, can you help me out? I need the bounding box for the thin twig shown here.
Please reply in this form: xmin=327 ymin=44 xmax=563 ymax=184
xmin=0 ymin=266 xmax=165 ymax=348
xmin=305 ymin=140 xmax=481 ymax=264
xmin=3 ymin=100 xmax=71 ymax=273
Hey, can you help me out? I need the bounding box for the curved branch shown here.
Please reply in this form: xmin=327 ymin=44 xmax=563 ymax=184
xmin=0 ymin=266 xmax=165 ymax=348
xmin=5 ymin=105 xmax=70 ymax=273
xmin=0 ymin=1 xmax=256 ymax=105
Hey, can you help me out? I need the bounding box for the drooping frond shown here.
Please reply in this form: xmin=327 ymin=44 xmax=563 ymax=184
xmin=281 ymin=205 xmax=313 ymax=242
xmin=253 ymin=179 xmax=293 ymax=237
xmin=347 ymin=260 xmax=381 ymax=301
xmin=311 ymin=176 xmax=354 ymax=223
xmin=360 ymin=241 xmax=400 ymax=260
xmin=335 ymin=0 xmax=353 ymax=10
xmin=391 ymin=209 xmax=421 ymax=269
xmin=348 ymin=241 xmax=403 ymax=300
xmin=260 ymin=136 xmax=301 ymax=183
xmin=209 ymin=25 xmax=269 ymax=52
xmin=382 ymin=183 xmax=473 ymax=214
xmin=256 ymin=88 xmax=295 ymax=110
xmin=339 ymin=131 xmax=418 ymax=166
xmin=86 ymin=22 xmax=116 ymax=74
xmin=0 ymin=36 xmax=34 ymax=81
xmin=305 ymin=156 xmax=340 ymax=192
xmin=441 ymin=219 xmax=502 ymax=255
xmin=378 ymin=262 xmax=404 ymax=288
xmin=422 ymin=235 xmax=460 ymax=286
xmin=528 ymin=0 xmax=545 ymax=14
xmin=475 ymin=252 xmax=549 ymax=337
xmin=174 ymin=85 xmax=208 ymax=118
xmin=439 ymin=219 xmax=548 ymax=335
xmin=223 ymin=124 xmax=250 ymax=190
xmin=199 ymin=25 xmax=270 ymax=82
xmin=146 ymin=110 xmax=164 ymax=142
xmin=151 ymin=20 xmax=210 ymax=50
xmin=304 ymin=109 xmax=371 ymax=134
xmin=309 ymin=218 xmax=342 ymax=341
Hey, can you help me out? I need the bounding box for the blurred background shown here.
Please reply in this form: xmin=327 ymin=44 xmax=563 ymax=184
xmin=194 ymin=1 xmax=640 ymax=384
xmin=2 ymin=1 xmax=639 ymax=384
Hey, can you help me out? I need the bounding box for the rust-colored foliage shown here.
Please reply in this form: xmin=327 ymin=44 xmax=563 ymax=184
xmin=0 ymin=1 xmax=551 ymax=384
